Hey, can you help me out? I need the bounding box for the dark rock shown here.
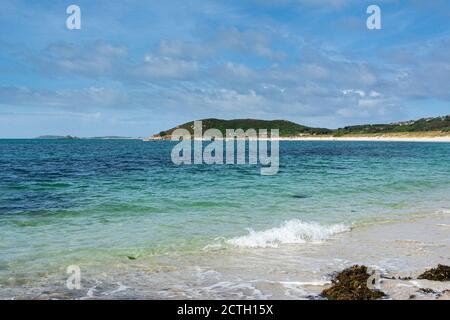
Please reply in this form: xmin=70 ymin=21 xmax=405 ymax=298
xmin=418 ymin=264 xmax=450 ymax=281
xmin=418 ymin=288 xmax=436 ymax=294
xmin=291 ymin=194 xmax=310 ymax=199
xmin=321 ymin=265 xmax=386 ymax=300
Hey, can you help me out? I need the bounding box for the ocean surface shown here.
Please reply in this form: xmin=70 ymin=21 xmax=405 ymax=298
xmin=0 ymin=139 xmax=449 ymax=299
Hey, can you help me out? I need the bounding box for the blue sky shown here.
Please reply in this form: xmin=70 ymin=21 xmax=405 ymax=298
xmin=0 ymin=0 xmax=449 ymax=138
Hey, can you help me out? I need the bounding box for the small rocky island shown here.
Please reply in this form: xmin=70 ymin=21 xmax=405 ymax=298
xmin=35 ymin=135 xmax=80 ymax=140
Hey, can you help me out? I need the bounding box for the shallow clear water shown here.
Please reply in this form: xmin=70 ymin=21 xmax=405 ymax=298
xmin=0 ymin=139 xmax=449 ymax=299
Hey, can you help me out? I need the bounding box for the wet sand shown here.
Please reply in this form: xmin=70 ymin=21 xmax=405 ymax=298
xmin=144 ymin=211 xmax=450 ymax=300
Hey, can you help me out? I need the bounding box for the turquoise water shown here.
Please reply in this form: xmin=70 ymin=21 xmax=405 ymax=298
xmin=0 ymin=139 xmax=449 ymax=298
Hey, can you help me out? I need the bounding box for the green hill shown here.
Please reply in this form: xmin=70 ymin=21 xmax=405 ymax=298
xmin=153 ymin=115 xmax=450 ymax=139
xmin=156 ymin=118 xmax=332 ymax=138
xmin=333 ymin=115 xmax=450 ymax=136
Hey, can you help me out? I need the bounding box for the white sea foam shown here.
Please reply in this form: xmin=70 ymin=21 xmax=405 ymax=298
xmin=226 ymin=220 xmax=350 ymax=248
xmin=436 ymin=209 xmax=450 ymax=215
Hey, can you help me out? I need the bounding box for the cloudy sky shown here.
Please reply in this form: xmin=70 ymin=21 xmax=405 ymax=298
xmin=1 ymin=0 xmax=449 ymax=138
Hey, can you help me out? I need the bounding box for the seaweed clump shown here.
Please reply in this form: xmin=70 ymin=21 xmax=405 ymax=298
xmin=321 ymin=265 xmax=386 ymax=300
xmin=418 ymin=265 xmax=450 ymax=281
xmin=418 ymin=288 xmax=436 ymax=294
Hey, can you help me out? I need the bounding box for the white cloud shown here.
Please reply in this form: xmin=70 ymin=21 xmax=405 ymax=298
xmin=138 ymin=55 xmax=200 ymax=80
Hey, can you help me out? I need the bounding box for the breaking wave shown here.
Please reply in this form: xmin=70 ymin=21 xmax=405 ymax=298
xmin=226 ymin=220 xmax=350 ymax=248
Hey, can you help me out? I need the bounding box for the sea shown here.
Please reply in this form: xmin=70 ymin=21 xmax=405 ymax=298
xmin=0 ymin=139 xmax=449 ymax=299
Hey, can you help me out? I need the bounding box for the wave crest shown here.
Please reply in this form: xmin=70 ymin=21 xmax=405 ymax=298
xmin=226 ymin=220 xmax=350 ymax=248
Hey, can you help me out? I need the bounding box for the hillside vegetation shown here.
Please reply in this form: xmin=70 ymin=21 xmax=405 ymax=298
xmin=157 ymin=118 xmax=332 ymax=137
xmin=154 ymin=116 xmax=450 ymax=138
xmin=333 ymin=116 xmax=450 ymax=136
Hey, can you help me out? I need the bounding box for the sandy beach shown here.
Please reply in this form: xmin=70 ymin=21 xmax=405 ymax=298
xmin=133 ymin=212 xmax=449 ymax=301
xmin=141 ymin=211 xmax=450 ymax=300
xmin=147 ymin=134 xmax=450 ymax=143
xmin=277 ymin=136 xmax=450 ymax=143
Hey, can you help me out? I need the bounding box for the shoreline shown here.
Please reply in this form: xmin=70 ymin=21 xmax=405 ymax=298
xmin=152 ymin=210 xmax=450 ymax=300
xmin=1 ymin=211 xmax=449 ymax=300
xmin=277 ymin=135 xmax=450 ymax=142
xmin=146 ymin=134 xmax=450 ymax=143
xmin=179 ymin=212 xmax=450 ymax=300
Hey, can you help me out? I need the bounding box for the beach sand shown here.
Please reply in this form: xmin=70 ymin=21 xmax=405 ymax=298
xmin=147 ymin=134 xmax=450 ymax=143
xmin=277 ymin=136 xmax=450 ymax=143
xmin=177 ymin=212 xmax=450 ymax=300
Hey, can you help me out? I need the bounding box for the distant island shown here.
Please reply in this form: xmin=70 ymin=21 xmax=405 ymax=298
xmin=149 ymin=115 xmax=450 ymax=140
xmin=35 ymin=135 xmax=80 ymax=140
xmin=35 ymin=135 xmax=139 ymax=140
xmin=88 ymin=136 xmax=138 ymax=140
xmin=35 ymin=116 xmax=450 ymax=141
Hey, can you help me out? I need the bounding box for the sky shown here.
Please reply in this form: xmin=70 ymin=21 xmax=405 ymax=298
xmin=0 ymin=0 xmax=450 ymax=138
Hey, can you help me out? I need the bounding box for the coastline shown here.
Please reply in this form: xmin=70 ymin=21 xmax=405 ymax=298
xmin=146 ymin=133 xmax=450 ymax=143
xmin=145 ymin=211 xmax=450 ymax=300
xmin=277 ymin=135 xmax=450 ymax=142
xmin=316 ymin=212 xmax=450 ymax=300
xmin=8 ymin=210 xmax=448 ymax=300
